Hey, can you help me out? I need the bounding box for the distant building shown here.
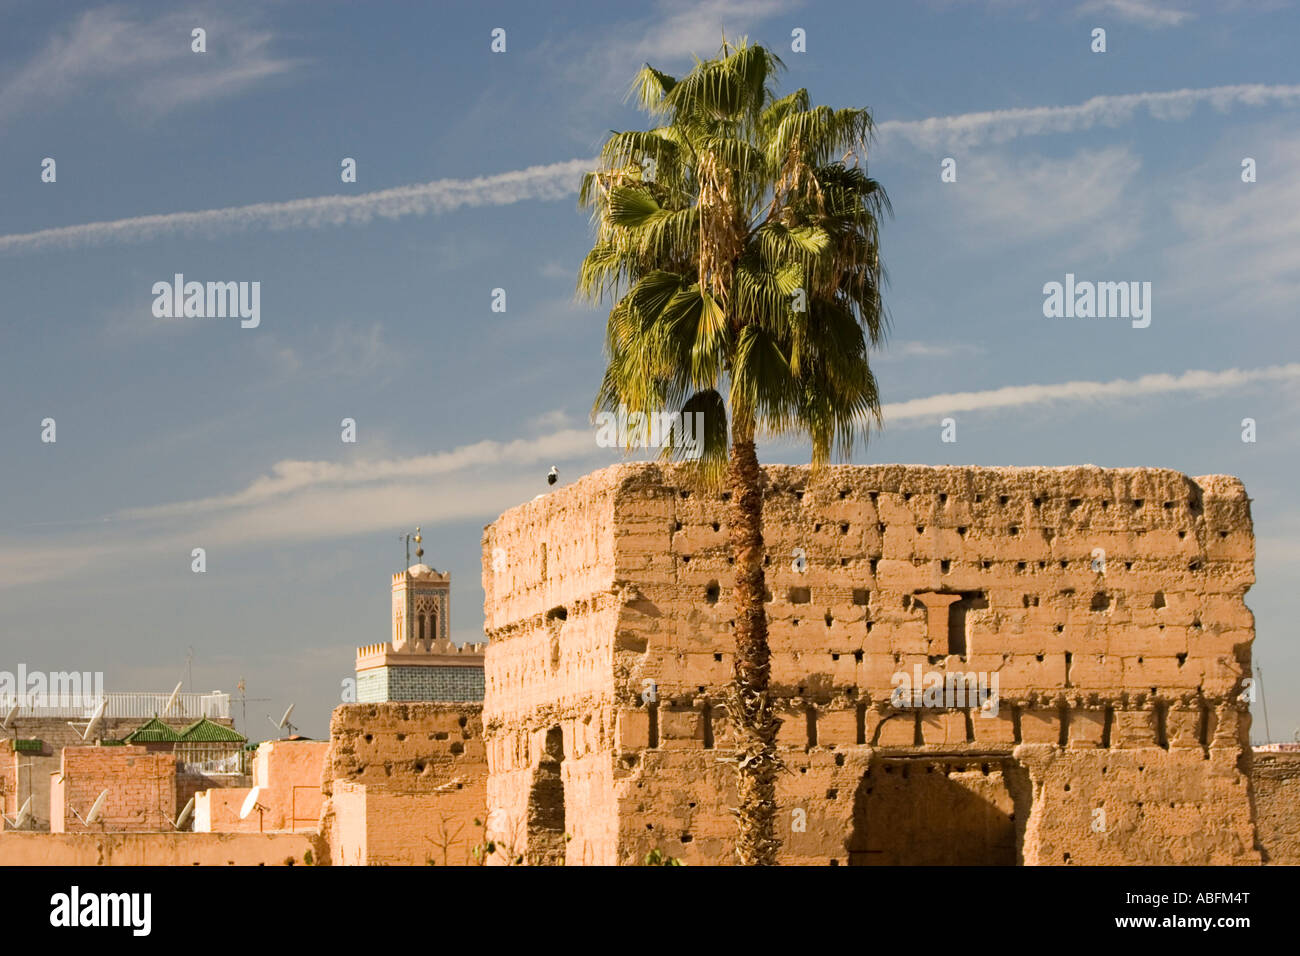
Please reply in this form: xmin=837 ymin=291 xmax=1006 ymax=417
xmin=355 ymin=562 xmax=484 ymax=703
xmin=0 ymin=691 xmax=237 ymax=831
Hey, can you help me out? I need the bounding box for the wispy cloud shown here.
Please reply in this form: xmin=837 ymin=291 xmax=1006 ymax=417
xmin=938 ymin=146 xmax=1144 ymax=257
xmin=546 ymin=0 xmax=797 ymax=90
xmin=881 ymin=363 xmax=1300 ymax=422
xmin=1163 ymin=130 xmax=1300 ymax=315
xmin=0 ymin=5 xmax=302 ymax=125
xmin=877 ymin=341 xmax=986 ymax=361
xmin=626 ymin=0 xmax=798 ymax=61
xmin=876 ymin=84 xmax=1300 ymax=150
xmin=3 ymin=362 xmax=1297 ymax=588
xmin=0 ymin=158 xmax=593 ymax=255
xmin=114 ymin=429 xmax=598 ymax=521
xmin=253 ymin=322 xmax=404 ymax=384
xmin=1075 ymin=0 xmax=1195 ymax=27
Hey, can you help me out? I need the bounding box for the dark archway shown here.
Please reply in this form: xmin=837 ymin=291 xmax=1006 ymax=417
xmin=526 ymin=725 xmax=566 ymax=865
xmin=847 ymin=755 xmax=1029 ymax=865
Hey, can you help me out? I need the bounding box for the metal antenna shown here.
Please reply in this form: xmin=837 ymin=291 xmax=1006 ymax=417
xmin=1256 ymin=662 xmax=1273 ymax=745
xmin=234 ymin=678 xmax=271 ymax=740
xmin=398 ymin=526 xmax=423 ymax=568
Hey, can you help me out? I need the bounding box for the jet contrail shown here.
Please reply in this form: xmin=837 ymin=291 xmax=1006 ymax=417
xmin=881 ymin=362 xmax=1300 ymax=422
xmin=875 ymin=83 xmax=1300 ymax=150
xmin=3 ymin=82 xmax=1298 ymax=255
xmin=0 ymin=157 xmax=593 ymax=255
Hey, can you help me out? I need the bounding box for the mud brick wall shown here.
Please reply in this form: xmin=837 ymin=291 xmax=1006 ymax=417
xmin=482 ymin=468 xmax=625 ymax=865
xmin=483 ymin=462 xmax=1260 ymax=865
xmin=317 ymin=702 xmax=487 ymax=865
xmin=50 ymin=746 xmax=178 ymax=833
xmin=1250 ymin=752 xmax=1300 ymax=864
xmin=0 ymin=715 xmax=228 ymax=831
xmin=330 ymin=781 xmax=485 ymax=865
xmin=0 ymin=830 xmax=314 ymax=865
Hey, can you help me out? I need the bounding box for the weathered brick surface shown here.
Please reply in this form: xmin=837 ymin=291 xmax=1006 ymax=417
xmin=50 ymin=747 xmax=179 ymax=834
xmin=0 ymin=715 xmax=233 ymax=831
xmin=317 ymin=702 xmax=487 ymax=865
xmin=1251 ymin=751 xmax=1300 ymax=864
xmin=482 ymin=463 xmax=1261 ymax=865
xmin=0 ymin=830 xmax=312 ymax=865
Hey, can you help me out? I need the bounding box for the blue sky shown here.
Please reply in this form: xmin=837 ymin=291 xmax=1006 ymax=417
xmin=1 ymin=0 xmax=1297 ymax=741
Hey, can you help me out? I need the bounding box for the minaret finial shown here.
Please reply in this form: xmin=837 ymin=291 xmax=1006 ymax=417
xmin=414 ymin=526 xmax=424 ymax=563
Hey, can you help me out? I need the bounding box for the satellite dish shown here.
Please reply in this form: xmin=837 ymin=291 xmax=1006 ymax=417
xmin=161 ymin=681 xmax=183 ymax=718
xmin=239 ymin=787 xmax=262 ymax=820
xmin=267 ymin=704 xmax=297 ymax=736
xmin=84 ymin=789 xmax=109 ymax=825
xmin=174 ymin=796 xmax=194 ymax=830
xmin=12 ymin=796 xmax=33 ymax=830
xmin=82 ymin=698 xmax=108 ymax=741
xmin=2 ymin=703 xmax=18 ymax=730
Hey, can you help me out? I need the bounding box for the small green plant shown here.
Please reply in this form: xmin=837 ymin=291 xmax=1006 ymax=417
xmin=643 ymin=848 xmax=684 ymax=866
xmin=303 ymin=849 xmax=313 ymax=866
xmin=470 ymin=816 xmax=524 ymax=866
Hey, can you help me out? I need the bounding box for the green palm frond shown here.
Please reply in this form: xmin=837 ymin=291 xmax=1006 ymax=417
xmin=582 ymin=38 xmax=890 ymax=471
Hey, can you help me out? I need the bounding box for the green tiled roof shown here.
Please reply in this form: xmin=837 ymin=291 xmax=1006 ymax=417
xmin=178 ymin=717 xmax=246 ymax=743
xmin=123 ymin=716 xmax=182 ymax=743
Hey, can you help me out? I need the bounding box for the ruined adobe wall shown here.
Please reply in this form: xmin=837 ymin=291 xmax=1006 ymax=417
xmin=316 ymin=702 xmax=486 ymax=865
xmin=330 ymin=781 xmax=485 ymax=865
xmin=1250 ymin=752 xmax=1300 ymax=864
xmin=484 ymin=462 xmax=1259 ymax=865
xmin=481 ymin=469 xmax=625 ymax=864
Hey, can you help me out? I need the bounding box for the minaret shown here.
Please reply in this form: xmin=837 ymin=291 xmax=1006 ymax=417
xmin=356 ymin=524 xmax=485 ymax=703
xmin=392 ymin=527 xmax=451 ymax=652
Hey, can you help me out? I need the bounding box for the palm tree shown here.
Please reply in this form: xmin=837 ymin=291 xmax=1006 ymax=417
xmin=578 ymin=39 xmax=889 ymax=865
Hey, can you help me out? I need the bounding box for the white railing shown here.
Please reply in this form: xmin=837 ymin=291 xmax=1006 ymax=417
xmin=179 ymin=752 xmax=248 ymax=776
xmin=0 ymin=691 xmax=230 ymax=720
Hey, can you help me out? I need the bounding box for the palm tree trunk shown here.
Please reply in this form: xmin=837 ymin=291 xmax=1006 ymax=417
xmin=727 ymin=414 xmax=780 ymax=865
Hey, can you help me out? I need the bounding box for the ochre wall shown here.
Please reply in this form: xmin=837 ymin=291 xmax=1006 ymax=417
xmin=50 ymin=747 xmax=179 ymax=834
xmin=1251 ymin=751 xmax=1300 ymax=864
xmin=195 ymin=740 xmax=327 ymax=833
xmin=330 ymin=781 xmax=485 ymax=865
xmin=0 ymin=831 xmax=313 ymax=865
xmin=482 ymin=463 xmax=1259 ymax=865
xmin=318 ymin=702 xmax=487 ymax=865
xmin=481 ymin=468 xmax=624 ymax=865
xmin=252 ymin=740 xmax=328 ymax=831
